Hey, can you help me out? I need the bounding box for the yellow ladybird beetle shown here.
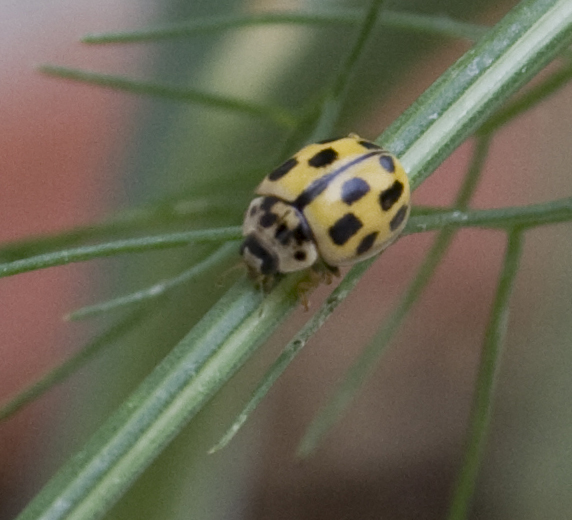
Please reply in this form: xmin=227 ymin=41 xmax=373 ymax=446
xmin=241 ymin=134 xmax=410 ymax=285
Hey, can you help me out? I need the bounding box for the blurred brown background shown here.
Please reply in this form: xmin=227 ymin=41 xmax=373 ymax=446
xmin=2 ymin=1 xmax=572 ymax=519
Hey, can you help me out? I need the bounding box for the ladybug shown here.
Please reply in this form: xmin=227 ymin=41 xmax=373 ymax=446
xmin=241 ymin=134 xmax=410 ymax=284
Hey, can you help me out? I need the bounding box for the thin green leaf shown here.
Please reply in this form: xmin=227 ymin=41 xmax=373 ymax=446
xmin=310 ymin=0 xmax=387 ymax=140
xmin=3 ymin=194 xmax=570 ymax=283
xmin=409 ymin=205 xmax=450 ymax=216
xmin=447 ymin=230 xmax=524 ymax=520
xmin=333 ymin=0 xmax=386 ymax=100
xmin=0 ymin=227 xmax=241 ymax=280
xmin=382 ymin=10 xmax=488 ymax=41
xmin=404 ymin=196 xmax=572 ymax=233
xmin=0 ymin=192 xmax=250 ymax=261
xmin=39 ymin=66 xmax=298 ymax=129
xmin=82 ymin=9 xmax=487 ymax=44
xmin=0 ymin=308 xmax=151 ymax=422
xmin=67 ymin=243 xmax=237 ymax=321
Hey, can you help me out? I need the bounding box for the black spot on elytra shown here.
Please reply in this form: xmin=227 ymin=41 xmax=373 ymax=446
xmin=308 ymin=148 xmax=338 ymax=168
xmin=379 ymin=181 xmax=404 ymax=211
xmin=294 ymin=251 xmax=307 ymax=262
xmin=329 ymin=213 xmax=363 ymax=245
xmin=259 ymin=212 xmax=277 ymax=228
xmin=379 ymin=155 xmax=396 ymax=173
xmin=341 ymin=177 xmax=370 ymax=205
xmin=268 ymin=157 xmax=298 ymax=181
xmin=249 ymin=205 xmax=258 ymax=217
xmin=359 ymin=140 xmax=382 ymax=150
xmin=390 ymin=205 xmax=408 ymax=231
xmin=356 ymin=232 xmax=378 ymax=256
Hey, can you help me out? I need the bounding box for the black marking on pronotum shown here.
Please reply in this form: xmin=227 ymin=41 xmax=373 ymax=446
xmin=274 ymin=223 xmax=291 ymax=245
xmin=258 ymin=212 xmax=277 ymax=228
xmin=390 ymin=205 xmax=408 ymax=231
xmin=268 ymin=157 xmax=298 ymax=181
xmin=293 ymin=222 xmax=313 ymax=245
xmin=294 ymin=251 xmax=307 ymax=262
xmin=241 ymin=235 xmax=277 ymax=275
xmin=260 ymin=196 xmax=280 ymax=211
xmin=308 ymin=148 xmax=338 ymax=168
xmin=249 ymin=205 xmax=258 ymax=217
xmin=379 ymin=181 xmax=404 ymax=211
xmin=358 ymin=140 xmax=382 ymax=150
xmin=341 ymin=177 xmax=370 ymax=205
xmin=356 ymin=231 xmax=378 ymax=256
xmin=329 ymin=213 xmax=363 ymax=246
xmin=293 ymin=151 xmax=379 ymax=210
xmin=379 ymin=154 xmax=395 ymax=173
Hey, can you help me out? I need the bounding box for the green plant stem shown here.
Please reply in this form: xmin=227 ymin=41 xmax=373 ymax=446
xmin=1 ymin=196 xmax=571 ymax=282
xmin=0 ymin=229 xmax=241 ymax=279
xmin=403 ymin=196 xmax=572 ymax=233
xmin=447 ymin=230 xmax=524 ymax=520
xmin=82 ymin=9 xmax=487 ymax=44
xmin=298 ymin=134 xmax=492 ymax=456
xmin=39 ymin=66 xmax=298 ymax=129
xmin=67 ymin=243 xmax=237 ymax=321
xmin=0 ymin=308 xmax=151 ymax=422
xmin=0 ymin=191 xmax=250 ymax=261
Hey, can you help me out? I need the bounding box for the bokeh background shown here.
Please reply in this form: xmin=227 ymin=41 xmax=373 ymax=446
xmin=2 ymin=0 xmax=572 ymax=519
